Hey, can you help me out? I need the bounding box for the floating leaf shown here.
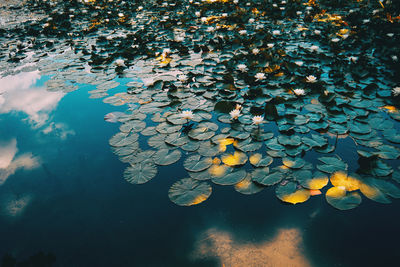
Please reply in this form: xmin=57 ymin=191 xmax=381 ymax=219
xmin=211 ymin=169 xmax=247 ymax=185
xmin=282 ymin=157 xmax=306 ymax=169
xmin=124 ymin=161 xmax=158 ymax=184
xmin=184 ymin=155 xmax=213 ymax=172
xmin=188 ymin=122 xmax=218 ymax=140
xmin=330 ymin=171 xmax=360 ymax=191
xmin=249 ymin=153 xmax=273 ymax=167
xmin=253 ymin=170 xmax=284 ymax=186
xmin=109 ymin=132 xmax=138 ymax=147
xmin=326 ymin=187 xmax=362 ymax=210
xmin=168 ymin=178 xmax=212 ymax=206
xmin=276 ymin=182 xmax=310 ymax=204
xmin=221 ymin=151 xmax=248 ymax=166
xmin=234 ymin=173 xmax=264 ymax=195
xmin=153 ymin=149 xmax=181 ymax=166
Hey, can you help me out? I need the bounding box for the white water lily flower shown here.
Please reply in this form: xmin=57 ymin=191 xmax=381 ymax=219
xmin=272 ymin=30 xmax=280 ymax=36
xmin=248 ymin=18 xmax=255 ymax=23
xmin=295 ymin=61 xmax=304 ymax=66
xmin=293 ymin=89 xmax=306 ymax=96
xmin=387 ymin=33 xmax=394 ymax=38
xmin=331 ymin=38 xmax=340 ymax=43
xmin=314 ymin=30 xmax=321 ymax=35
xmin=201 ymin=17 xmax=207 ymax=23
xmin=233 ymin=0 xmax=239 ymax=4
xmin=178 ymin=74 xmax=188 ymax=82
xmin=255 ymin=73 xmax=266 ymax=81
xmin=206 ymin=26 xmax=215 ymax=32
xmin=252 ymin=48 xmax=260 ymax=55
xmin=252 ymin=115 xmax=264 ymax=125
xmin=273 ymin=3 xmax=278 ymax=7
xmin=115 ymin=59 xmax=125 ymax=66
xmin=235 ymin=104 xmax=242 ymax=110
xmin=239 ymin=30 xmax=247 ymax=35
xmin=392 ymin=55 xmax=398 ymax=61
xmin=175 ymin=36 xmax=184 ymax=42
xmin=267 ymin=43 xmax=274 ymax=48
xmin=296 ymin=11 xmax=302 ymax=15
xmin=230 ymin=109 xmax=241 ymax=120
xmin=222 ymin=13 xmax=228 ymax=18
xmin=310 ymin=45 xmax=319 ymax=52
xmin=306 ymin=75 xmax=317 ymax=83
xmin=181 ymin=110 xmax=194 ymax=120
xmin=195 ymin=11 xmax=201 ymax=17
xmin=392 ymin=87 xmax=400 ymax=96
xmin=237 ymin=64 xmax=248 ymax=72
xmin=348 ymin=56 xmax=358 ymax=63
xmin=142 ymin=78 xmax=155 ymax=87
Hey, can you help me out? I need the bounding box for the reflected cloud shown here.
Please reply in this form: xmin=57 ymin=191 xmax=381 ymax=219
xmin=42 ymin=122 xmax=76 ymax=140
xmin=1 ymin=194 xmax=33 ymax=217
xmin=0 ymin=71 xmax=64 ymax=127
xmin=0 ymin=139 xmax=40 ymax=186
xmin=0 ymin=138 xmax=17 ymax=169
xmin=192 ymin=228 xmax=311 ymax=267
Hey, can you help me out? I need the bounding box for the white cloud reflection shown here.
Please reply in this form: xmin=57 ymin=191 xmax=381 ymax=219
xmin=1 ymin=194 xmax=33 ymax=218
xmin=0 ymin=71 xmax=64 ymax=127
xmin=192 ymin=228 xmax=311 ymax=267
xmin=0 ymin=139 xmax=40 ymax=186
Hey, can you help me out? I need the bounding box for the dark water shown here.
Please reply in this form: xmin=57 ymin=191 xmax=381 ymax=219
xmin=0 ymin=72 xmax=399 ymax=267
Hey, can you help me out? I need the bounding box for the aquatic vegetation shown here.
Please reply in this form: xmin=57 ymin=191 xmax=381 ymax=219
xmin=1 ymin=0 xmax=400 ymax=209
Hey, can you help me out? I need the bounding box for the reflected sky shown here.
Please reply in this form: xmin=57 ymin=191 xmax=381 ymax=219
xmin=0 ymin=59 xmax=399 ymax=267
xmin=0 ymin=71 xmax=64 ymax=127
xmin=192 ymin=228 xmax=310 ymax=267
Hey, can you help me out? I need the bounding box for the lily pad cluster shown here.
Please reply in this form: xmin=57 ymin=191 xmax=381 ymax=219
xmin=1 ymin=0 xmax=400 ymax=209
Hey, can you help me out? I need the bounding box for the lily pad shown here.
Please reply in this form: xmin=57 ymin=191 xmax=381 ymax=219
xmin=168 ymin=178 xmax=212 ymax=206
xmin=211 ymin=169 xmax=247 ymax=186
xmin=326 ymin=187 xmax=362 ymax=210
xmin=275 ymin=182 xmax=310 ymax=204
xmin=184 ymin=155 xmax=213 ymax=172
xmin=153 ymin=149 xmax=181 ymax=166
xmin=234 ymin=173 xmax=264 ymax=195
xmin=124 ymin=161 xmax=158 ymax=184
xmin=188 ymin=122 xmax=218 ymax=140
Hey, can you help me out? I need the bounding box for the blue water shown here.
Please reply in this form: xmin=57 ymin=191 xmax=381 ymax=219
xmin=0 ymin=73 xmax=399 ymax=267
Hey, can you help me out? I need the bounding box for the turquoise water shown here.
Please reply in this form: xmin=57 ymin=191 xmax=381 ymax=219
xmin=0 ymin=72 xmax=399 ymax=266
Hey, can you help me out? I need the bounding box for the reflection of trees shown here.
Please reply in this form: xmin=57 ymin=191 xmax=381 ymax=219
xmin=1 ymin=251 xmax=56 ymax=267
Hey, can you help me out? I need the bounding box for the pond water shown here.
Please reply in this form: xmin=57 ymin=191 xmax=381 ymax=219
xmin=1 ymin=0 xmax=400 ymax=266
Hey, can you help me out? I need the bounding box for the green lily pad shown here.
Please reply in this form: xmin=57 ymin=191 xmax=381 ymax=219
xmin=234 ymin=173 xmax=264 ymax=195
xmin=184 ymin=155 xmax=213 ymax=172
xmin=282 ymin=157 xmax=306 ymax=169
xmin=326 ymin=187 xmax=362 ymax=210
xmin=253 ymin=170 xmax=284 ymax=186
xmin=275 ymin=182 xmax=310 ymax=204
xmin=188 ymin=122 xmax=218 ymax=140
xmin=221 ymin=151 xmax=248 ymax=166
xmin=124 ymin=161 xmax=158 ymax=184
xmin=109 ymin=132 xmax=139 ymax=147
xmin=249 ymin=153 xmax=273 ymax=167
xmin=234 ymin=139 xmax=262 ymax=152
xmin=168 ymin=178 xmax=212 ymax=206
xmin=153 ymin=149 xmax=181 ymax=166
xmin=211 ymin=169 xmax=247 ymax=186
